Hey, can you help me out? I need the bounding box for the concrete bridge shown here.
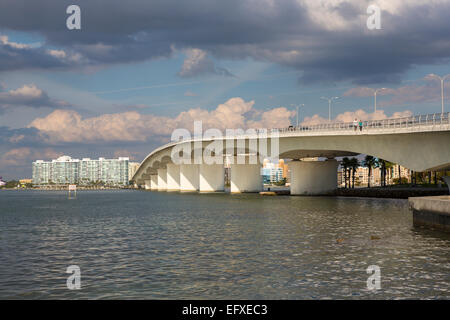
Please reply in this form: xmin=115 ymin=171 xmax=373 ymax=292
xmin=132 ymin=112 xmax=450 ymax=195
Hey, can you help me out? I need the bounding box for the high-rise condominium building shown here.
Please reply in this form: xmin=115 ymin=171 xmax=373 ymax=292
xmin=32 ymin=156 xmax=130 ymax=185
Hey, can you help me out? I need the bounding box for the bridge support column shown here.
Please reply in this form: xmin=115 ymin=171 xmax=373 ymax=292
xmin=290 ymin=159 xmax=338 ymax=195
xmin=150 ymin=175 xmax=158 ymax=190
xmin=199 ymin=164 xmax=224 ymax=192
xmin=144 ymin=179 xmax=151 ymax=190
xmin=180 ymin=164 xmax=200 ymax=191
xmin=166 ymin=164 xmax=180 ymax=191
xmin=230 ymin=163 xmax=262 ymax=193
xmin=157 ymin=169 xmax=167 ymax=191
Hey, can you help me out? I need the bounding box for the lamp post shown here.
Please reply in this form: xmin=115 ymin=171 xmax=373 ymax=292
xmin=291 ymin=103 xmax=305 ymax=127
xmin=428 ymin=74 xmax=450 ymax=114
xmin=373 ymin=88 xmax=387 ymax=113
xmin=321 ymin=96 xmax=339 ymax=122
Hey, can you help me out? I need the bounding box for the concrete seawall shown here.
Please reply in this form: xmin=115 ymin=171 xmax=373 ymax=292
xmin=409 ymin=196 xmax=450 ymax=232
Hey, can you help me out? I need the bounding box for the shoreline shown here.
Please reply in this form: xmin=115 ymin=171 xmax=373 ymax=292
xmin=2 ymin=186 xmax=448 ymax=199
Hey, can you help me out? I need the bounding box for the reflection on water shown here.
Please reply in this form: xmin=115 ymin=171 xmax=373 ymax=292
xmin=0 ymin=190 xmax=448 ymax=299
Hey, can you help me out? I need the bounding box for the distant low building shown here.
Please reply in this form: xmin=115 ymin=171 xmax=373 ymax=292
xmin=0 ymin=177 xmax=5 ymax=187
xmin=32 ymin=156 xmax=130 ymax=186
xmin=19 ymin=179 xmax=32 ymax=186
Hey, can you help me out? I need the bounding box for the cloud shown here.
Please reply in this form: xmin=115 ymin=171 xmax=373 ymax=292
xmin=0 ymin=84 xmax=69 ymax=112
xmin=0 ymin=34 xmax=86 ymax=72
xmin=1 ymin=1 xmax=449 ymax=83
xmin=184 ymin=90 xmax=197 ymax=97
xmin=301 ymin=109 xmax=413 ymax=125
xmin=343 ymin=76 xmax=450 ymax=107
xmin=28 ymin=97 xmax=294 ymax=143
xmin=247 ymin=107 xmax=295 ymax=129
xmin=0 ymin=126 xmax=46 ymax=146
xmin=178 ymin=48 xmax=233 ymax=78
xmin=1 ymin=147 xmax=62 ymax=166
xmin=113 ymin=149 xmax=141 ymax=161
xmin=0 ymin=35 xmax=31 ymax=49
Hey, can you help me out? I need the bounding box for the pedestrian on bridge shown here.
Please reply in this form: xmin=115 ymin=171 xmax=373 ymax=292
xmin=359 ymin=119 xmax=363 ymax=131
xmin=353 ymin=118 xmax=358 ymax=131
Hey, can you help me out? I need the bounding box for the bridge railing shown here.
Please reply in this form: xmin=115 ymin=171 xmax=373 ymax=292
xmin=271 ymin=112 xmax=450 ymax=135
xmin=177 ymin=112 xmax=449 ymax=141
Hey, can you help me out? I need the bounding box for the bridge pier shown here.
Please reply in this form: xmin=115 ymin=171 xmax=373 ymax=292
xmin=144 ymin=179 xmax=151 ymax=190
xmin=199 ymin=164 xmax=224 ymax=192
xmin=166 ymin=164 xmax=180 ymax=191
xmin=230 ymin=163 xmax=262 ymax=193
xmin=290 ymin=159 xmax=338 ymax=195
xmin=180 ymin=164 xmax=200 ymax=191
xmin=150 ymin=175 xmax=158 ymax=190
xmin=157 ymin=169 xmax=167 ymax=191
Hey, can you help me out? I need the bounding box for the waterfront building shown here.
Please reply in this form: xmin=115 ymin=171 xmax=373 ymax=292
xmin=128 ymin=162 xmax=140 ymax=181
xmin=32 ymin=156 xmax=129 ymax=186
xmin=51 ymin=155 xmax=80 ymax=184
xmin=262 ymin=160 xmax=285 ymax=183
xmin=392 ymin=165 xmax=411 ymax=183
xmin=337 ymin=164 xmax=411 ymax=187
xmin=32 ymin=160 xmax=52 ymax=184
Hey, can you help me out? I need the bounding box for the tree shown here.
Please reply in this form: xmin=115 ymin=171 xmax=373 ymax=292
xmin=341 ymin=157 xmax=350 ymax=188
xmin=362 ymin=155 xmax=377 ymax=188
xmin=376 ymin=159 xmax=394 ymax=187
xmin=348 ymin=157 xmax=360 ymax=188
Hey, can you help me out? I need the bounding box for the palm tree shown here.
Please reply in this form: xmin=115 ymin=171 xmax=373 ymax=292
xmin=342 ymin=157 xmax=350 ymax=188
xmin=385 ymin=161 xmax=394 ymax=185
xmin=362 ymin=155 xmax=377 ymax=188
xmin=348 ymin=157 xmax=360 ymax=188
xmin=376 ymin=159 xmax=394 ymax=186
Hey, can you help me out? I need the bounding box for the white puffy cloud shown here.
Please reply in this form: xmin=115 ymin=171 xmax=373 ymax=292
xmin=301 ymin=109 xmax=413 ymax=125
xmin=0 ymin=84 xmax=69 ymax=111
xmin=178 ymin=48 xmax=233 ymax=78
xmin=28 ymin=97 xmax=294 ymax=143
xmin=0 ymin=35 xmax=30 ymax=49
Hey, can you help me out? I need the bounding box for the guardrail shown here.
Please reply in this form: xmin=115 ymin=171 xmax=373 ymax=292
xmin=179 ymin=112 xmax=450 ymax=142
xmin=271 ymin=112 xmax=450 ymax=134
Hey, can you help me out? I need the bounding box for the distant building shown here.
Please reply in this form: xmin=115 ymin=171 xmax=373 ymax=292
xmin=262 ymin=160 xmax=285 ymax=183
xmin=0 ymin=176 xmax=5 ymax=187
xmin=32 ymin=156 xmax=129 ymax=186
xmin=128 ymin=162 xmax=140 ymax=181
xmin=338 ymin=164 xmax=411 ymax=187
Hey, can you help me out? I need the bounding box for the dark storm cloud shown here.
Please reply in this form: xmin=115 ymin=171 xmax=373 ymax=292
xmin=1 ymin=1 xmax=450 ymax=84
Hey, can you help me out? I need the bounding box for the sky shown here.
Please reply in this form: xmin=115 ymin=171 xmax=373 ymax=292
xmin=1 ymin=0 xmax=450 ymax=179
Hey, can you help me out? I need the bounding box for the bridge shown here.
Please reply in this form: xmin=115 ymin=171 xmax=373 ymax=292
xmin=132 ymin=112 xmax=450 ymax=195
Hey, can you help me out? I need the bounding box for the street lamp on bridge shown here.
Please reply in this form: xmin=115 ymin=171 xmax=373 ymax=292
xmin=291 ymin=103 xmax=305 ymax=127
xmin=373 ymin=88 xmax=387 ymax=113
xmin=321 ymin=96 xmax=339 ymax=122
xmin=427 ymin=73 xmax=450 ymax=115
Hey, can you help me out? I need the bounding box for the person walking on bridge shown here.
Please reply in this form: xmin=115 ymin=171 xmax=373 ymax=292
xmin=353 ymin=118 xmax=358 ymax=131
xmin=359 ymin=119 xmax=363 ymax=132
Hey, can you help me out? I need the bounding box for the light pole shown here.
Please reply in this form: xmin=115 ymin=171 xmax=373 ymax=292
xmin=428 ymin=74 xmax=450 ymax=114
xmin=321 ymin=96 xmax=339 ymax=122
xmin=291 ymin=104 xmax=304 ymax=127
xmin=373 ymin=88 xmax=387 ymax=113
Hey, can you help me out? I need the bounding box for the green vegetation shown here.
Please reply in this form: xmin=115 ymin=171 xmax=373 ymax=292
xmin=4 ymin=180 xmax=20 ymax=188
